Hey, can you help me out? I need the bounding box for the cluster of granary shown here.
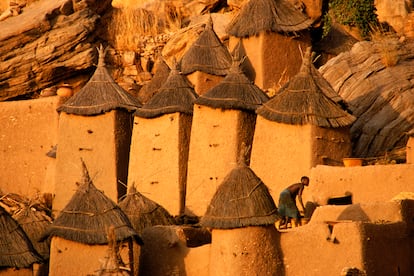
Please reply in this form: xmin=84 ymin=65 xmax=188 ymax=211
xmin=2 ymin=1 xmax=413 ymax=275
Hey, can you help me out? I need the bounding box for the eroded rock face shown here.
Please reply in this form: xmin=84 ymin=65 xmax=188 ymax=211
xmin=0 ymin=0 xmax=111 ymax=101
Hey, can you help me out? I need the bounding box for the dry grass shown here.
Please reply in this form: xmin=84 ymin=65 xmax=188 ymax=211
xmin=110 ymin=8 xmax=157 ymax=51
xmin=109 ymin=4 xmax=185 ymax=51
xmin=371 ymin=27 xmax=401 ymax=68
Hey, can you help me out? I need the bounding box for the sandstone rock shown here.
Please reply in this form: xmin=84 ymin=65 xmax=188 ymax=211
xmin=0 ymin=0 xmax=110 ymax=101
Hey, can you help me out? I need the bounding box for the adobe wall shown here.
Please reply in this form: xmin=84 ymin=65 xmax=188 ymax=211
xmin=304 ymin=164 xmax=414 ymax=205
xmin=0 ymin=268 xmax=32 ymax=276
xmin=0 ymin=96 xmax=59 ymax=198
xmin=312 ymin=126 xmax=352 ymax=166
xmin=281 ymin=222 xmax=365 ymax=275
xmin=49 ymin=237 xmax=133 ymax=276
xmin=139 ymin=225 xmax=210 ymax=276
xmin=128 ymin=113 xmax=183 ymax=216
xmin=186 ymin=71 xmax=224 ymax=96
xmin=230 ymin=32 xmax=311 ymax=91
xmin=280 ymin=201 xmax=413 ymax=275
xmin=54 ymin=111 xmax=126 ymax=213
xmin=210 ymin=226 xmax=283 ymax=275
xmin=185 ymin=106 xmax=252 ymax=216
xmin=250 ymin=119 xmax=313 ymax=204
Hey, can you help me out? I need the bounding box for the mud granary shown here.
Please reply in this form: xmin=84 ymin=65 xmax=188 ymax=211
xmin=0 ymin=0 xmax=414 ymax=275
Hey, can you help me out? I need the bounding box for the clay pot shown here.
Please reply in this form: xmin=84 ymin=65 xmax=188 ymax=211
xmin=40 ymin=87 xmax=57 ymax=97
xmin=343 ymin=158 xmax=363 ymax=167
xmin=56 ymin=84 xmax=73 ymax=97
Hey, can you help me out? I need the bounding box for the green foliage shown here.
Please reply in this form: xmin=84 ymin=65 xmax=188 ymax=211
xmin=323 ymin=0 xmax=379 ymax=39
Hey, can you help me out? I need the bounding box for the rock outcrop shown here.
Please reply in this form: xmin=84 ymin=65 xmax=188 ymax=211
xmin=0 ymin=0 xmax=111 ymax=101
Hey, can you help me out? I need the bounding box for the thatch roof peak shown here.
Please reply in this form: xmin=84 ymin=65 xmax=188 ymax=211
xmin=138 ymin=56 xmax=171 ymax=104
xmin=0 ymin=205 xmax=43 ymax=268
xmin=134 ymin=62 xmax=198 ymax=118
xmin=226 ymin=0 xmax=314 ymax=37
xmin=256 ymin=47 xmax=356 ymax=128
xmin=194 ymin=58 xmax=269 ymax=111
xmin=57 ymin=47 xmax=142 ymax=116
xmin=118 ymin=184 xmax=175 ymax=235
xmin=41 ymin=161 xmax=141 ymax=245
xmin=180 ymin=18 xmax=232 ymax=76
xmin=97 ymin=44 xmax=108 ymax=67
xmin=13 ymin=206 xmax=52 ymax=261
xmin=201 ymin=164 xmax=279 ymax=229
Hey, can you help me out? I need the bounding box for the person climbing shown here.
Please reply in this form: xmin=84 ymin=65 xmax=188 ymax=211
xmin=277 ymin=176 xmax=309 ymax=229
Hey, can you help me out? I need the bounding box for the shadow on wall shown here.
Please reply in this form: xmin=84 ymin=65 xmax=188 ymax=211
xmin=337 ymin=203 xmax=370 ymax=221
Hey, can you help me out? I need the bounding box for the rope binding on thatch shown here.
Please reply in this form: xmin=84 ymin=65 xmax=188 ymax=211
xmin=181 ymin=15 xmax=232 ymax=76
xmin=41 ymin=159 xmax=142 ymax=245
xmin=118 ymin=184 xmax=176 ymax=235
xmin=134 ymin=58 xmax=198 ymax=118
xmin=57 ymin=45 xmax=142 ymax=116
xmin=256 ymin=47 xmax=356 ymax=128
xmin=201 ymin=154 xmax=279 ymax=229
xmin=0 ymin=205 xmax=43 ymax=268
xmin=194 ymin=53 xmax=269 ymax=111
xmin=226 ymin=0 xmax=314 ymax=38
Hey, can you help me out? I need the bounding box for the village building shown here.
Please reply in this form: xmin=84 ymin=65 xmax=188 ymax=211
xmin=280 ymin=199 xmax=414 ymax=275
xmin=180 ymin=16 xmax=232 ymax=95
xmin=119 ymin=185 xmax=175 ymax=275
xmin=12 ymin=204 xmax=52 ymax=275
xmin=138 ymin=56 xmax=171 ymax=104
xmin=129 ymin=61 xmax=198 ymax=216
xmin=54 ymin=46 xmax=141 ymax=214
xmin=42 ymin=161 xmax=141 ymax=276
xmin=201 ymin=160 xmax=282 ymax=275
xmin=250 ymin=47 xmax=356 ymax=204
xmin=185 ymin=58 xmax=269 ymax=217
xmin=0 ymin=205 xmax=43 ymax=276
xmin=226 ymin=0 xmax=314 ymax=91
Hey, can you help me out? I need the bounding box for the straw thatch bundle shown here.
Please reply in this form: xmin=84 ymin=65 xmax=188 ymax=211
xmin=41 ymin=161 xmax=141 ymax=245
xmin=257 ymin=47 xmax=356 ymax=128
xmin=194 ymin=57 xmax=269 ymax=111
xmin=181 ymin=16 xmax=232 ymax=75
xmin=138 ymin=57 xmax=171 ymax=104
xmin=13 ymin=207 xmax=52 ymax=260
xmin=226 ymin=0 xmax=313 ymax=37
xmin=134 ymin=62 xmax=198 ymax=118
xmin=201 ymin=164 xmax=279 ymax=229
xmin=57 ymin=45 xmax=142 ymax=115
xmin=0 ymin=205 xmax=43 ymax=268
xmin=319 ymin=39 xmax=414 ymax=158
xmin=118 ymin=186 xmax=175 ymax=235
xmin=97 ymin=226 xmax=130 ymax=276
xmin=230 ymin=38 xmax=255 ymax=81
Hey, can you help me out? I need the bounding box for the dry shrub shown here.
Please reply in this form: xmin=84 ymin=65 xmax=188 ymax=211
xmin=371 ymin=27 xmax=401 ymax=68
xmin=109 ymin=2 xmax=185 ymax=51
xmin=110 ymin=8 xmax=158 ymax=51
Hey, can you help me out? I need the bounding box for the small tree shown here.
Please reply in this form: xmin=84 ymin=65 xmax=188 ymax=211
xmin=322 ymin=0 xmax=379 ymax=39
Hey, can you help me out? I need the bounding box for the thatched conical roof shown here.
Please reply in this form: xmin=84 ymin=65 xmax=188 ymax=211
xmin=0 ymin=205 xmax=43 ymax=268
xmin=41 ymin=161 xmax=142 ymax=245
xmin=181 ymin=16 xmax=232 ymax=76
xmin=230 ymin=38 xmax=256 ymax=81
xmin=201 ymin=163 xmax=279 ymax=229
xmin=134 ymin=62 xmax=198 ymax=118
xmin=138 ymin=57 xmax=171 ymax=104
xmin=57 ymin=46 xmax=142 ymax=115
xmin=226 ymin=0 xmax=314 ymax=37
xmin=194 ymin=57 xmax=269 ymax=111
xmin=257 ymin=47 xmax=356 ymax=128
xmin=118 ymin=185 xmax=175 ymax=235
xmin=13 ymin=207 xmax=52 ymax=260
